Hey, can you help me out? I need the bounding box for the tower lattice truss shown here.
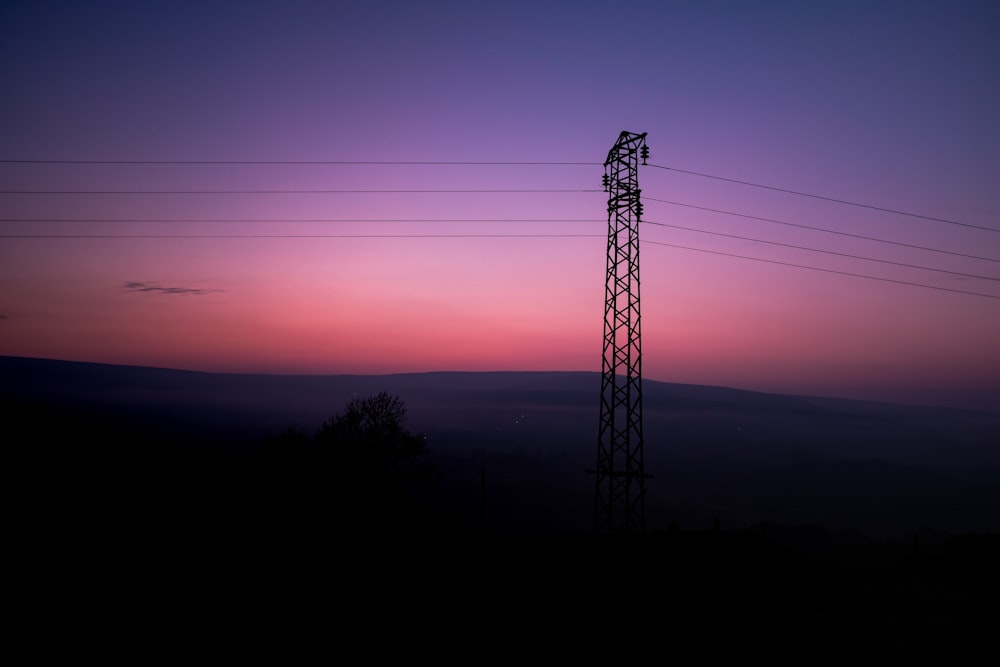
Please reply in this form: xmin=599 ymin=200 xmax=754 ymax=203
xmin=593 ymin=130 xmax=649 ymax=535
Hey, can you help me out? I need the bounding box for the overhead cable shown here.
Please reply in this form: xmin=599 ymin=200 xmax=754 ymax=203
xmin=0 ymin=159 xmax=600 ymax=165
xmin=0 ymin=233 xmax=603 ymax=239
xmin=0 ymin=188 xmax=602 ymax=194
xmin=645 ymin=163 xmax=1000 ymax=233
xmin=644 ymin=197 xmax=1000 ymax=264
xmin=642 ymin=239 xmax=1000 ymax=301
xmin=643 ymin=220 xmax=1000 ymax=283
xmin=0 ymin=217 xmax=602 ymax=223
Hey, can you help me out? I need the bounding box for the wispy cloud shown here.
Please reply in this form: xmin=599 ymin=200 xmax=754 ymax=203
xmin=124 ymin=281 xmax=222 ymax=296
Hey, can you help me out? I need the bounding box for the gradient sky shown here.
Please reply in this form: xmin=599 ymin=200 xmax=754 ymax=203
xmin=1 ymin=0 xmax=998 ymax=410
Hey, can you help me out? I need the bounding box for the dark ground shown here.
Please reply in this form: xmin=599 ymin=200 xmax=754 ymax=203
xmin=4 ymin=356 xmax=998 ymax=661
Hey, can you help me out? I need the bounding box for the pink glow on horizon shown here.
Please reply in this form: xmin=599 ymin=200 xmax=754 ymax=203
xmin=1 ymin=2 xmax=998 ymax=411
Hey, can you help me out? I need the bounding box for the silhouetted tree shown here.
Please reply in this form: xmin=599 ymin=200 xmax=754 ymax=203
xmin=319 ymin=392 xmax=433 ymax=535
xmin=252 ymin=392 xmax=440 ymax=539
xmin=253 ymin=391 xmax=437 ymax=541
xmin=315 ymin=392 xmax=428 ymax=493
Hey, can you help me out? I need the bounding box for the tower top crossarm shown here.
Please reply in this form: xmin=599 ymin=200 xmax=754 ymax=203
xmin=603 ymin=131 xmax=648 ymax=167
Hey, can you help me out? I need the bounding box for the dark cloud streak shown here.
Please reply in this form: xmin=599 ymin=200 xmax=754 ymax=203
xmin=124 ymin=281 xmax=221 ymax=296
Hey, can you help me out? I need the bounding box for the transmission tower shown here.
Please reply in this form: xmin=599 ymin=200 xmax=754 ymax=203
xmin=592 ymin=130 xmax=650 ymax=535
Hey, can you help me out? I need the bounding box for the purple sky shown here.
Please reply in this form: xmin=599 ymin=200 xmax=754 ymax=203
xmin=1 ymin=1 xmax=998 ymax=410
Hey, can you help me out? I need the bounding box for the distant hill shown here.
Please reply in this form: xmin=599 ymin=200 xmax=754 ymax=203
xmin=3 ymin=355 xmax=998 ymax=539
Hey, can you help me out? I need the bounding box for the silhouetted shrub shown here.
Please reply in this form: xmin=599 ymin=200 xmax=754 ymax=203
xmin=254 ymin=392 xmax=435 ymax=538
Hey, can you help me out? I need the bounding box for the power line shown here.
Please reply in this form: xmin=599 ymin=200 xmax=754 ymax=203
xmin=643 ymin=219 xmax=1000 ymax=283
xmin=0 ymin=159 xmax=600 ymax=165
xmin=22 ymin=210 xmax=995 ymax=282
xmin=0 ymin=233 xmax=604 ymax=239
xmin=645 ymin=197 xmax=1000 ymax=264
xmin=4 ymin=157 xmax=995 ymax=232
xmin=642 ymin=239 xmax=1000 ymax=301
xmin=645 ymin=163 xmax=1000 ymax=233
xmin=0 ymin=188 xmax=602 ymax=194
xmin=0 ymin=218 xmax=603 ymax=223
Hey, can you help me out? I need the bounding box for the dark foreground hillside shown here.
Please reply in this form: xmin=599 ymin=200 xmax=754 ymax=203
xmin=19 ymin=461 xmax=999 ymax=664
xmin=4 ymin=355 xmax=998 ymax=538
xmin=4 ymin=356 xmax=998 ymax=661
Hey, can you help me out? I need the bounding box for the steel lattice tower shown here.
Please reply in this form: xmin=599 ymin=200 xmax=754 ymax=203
xmin=592 ymin=130 xmax=649 ymax=535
